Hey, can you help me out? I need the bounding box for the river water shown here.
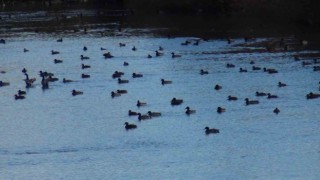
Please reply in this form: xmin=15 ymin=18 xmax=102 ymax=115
xmin=0 ymin=31 xmax=319 ymax=179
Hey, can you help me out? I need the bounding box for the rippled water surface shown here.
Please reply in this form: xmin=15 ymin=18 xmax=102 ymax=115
xmin=0 ymin=34 xmax=319 ymax=179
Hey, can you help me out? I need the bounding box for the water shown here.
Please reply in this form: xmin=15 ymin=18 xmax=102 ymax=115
xmin=0 ymin=34 xmax=320 ymax=179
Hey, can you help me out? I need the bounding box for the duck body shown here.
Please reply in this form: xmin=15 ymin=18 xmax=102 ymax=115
xmin=256 ymin=91 xmax=267 ymax=96
xmin=132 ymin=73 xmax=143 ymax=78
xmin=82 ymin=64 xmax=91 ymax=69
xmin=137 ymin=100 xmax=147 ymax=107
xmin=124 ymin=122 xmax=137 ymax=130
xmin=245 ymin=98 xmax=259 ymax=105
xmin=228 ymin=95 xmax=238 ymax=101
xmin=54 ymin=59 xmax=63 ymax=64
xmin=171 ymin=98 xmax=183 ymax=105
xmin=15 ymin=94 xmax=25 ymax=100
xmin=80 ymin=55 xmax=90 ymax=60
xmin=306 ymin=92 xmax=320 ymax=99
xmin=217 ymin=107 xmax=226 ymax=113
xmin=267 ymin=93 xmax=278 ymax=99
xmin=72 ymin=90 xmax=83 ymax=96
xmin=128 ymin=110 xmax=139 ymax=116
xmin=185 ymin=106 xmax=196 ymax=115
xmin=111 ymin=91 xmax=121 ymax=98
xmin=204 ymin=127 xmax=219 ymax=134
xmin=138 ymin=113 xmax=151 ymax=121
xmin=200 ymin=69 xmax=209 ymax=75
xmin=148 ymin=111 xmax=161 ymax=117
xmin=81 ymin=74 xmax=90 ymax=78
xmin=103 ymin=52 xmax=114 ymax=58
xmin=161 ymin=79 xmax=172 ymax=85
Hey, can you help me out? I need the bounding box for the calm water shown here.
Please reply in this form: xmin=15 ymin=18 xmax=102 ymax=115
xmin=0 ymin=34 xmax=319 ymax=179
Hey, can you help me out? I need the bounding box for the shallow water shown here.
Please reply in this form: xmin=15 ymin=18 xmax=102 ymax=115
xmin=0 ymin=34 xmax=319 ymax=179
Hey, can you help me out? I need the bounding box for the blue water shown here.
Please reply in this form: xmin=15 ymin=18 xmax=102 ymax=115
xmin=0 ymin=35 xmax=319 ymax=179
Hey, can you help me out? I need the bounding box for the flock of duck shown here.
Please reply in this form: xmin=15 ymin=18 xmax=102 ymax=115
xmin=1 ymin=37 xmax=320 ymax=135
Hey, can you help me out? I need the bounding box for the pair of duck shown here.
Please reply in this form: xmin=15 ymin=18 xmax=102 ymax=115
xmin=14 ymin=90 xmax=26 ymax=100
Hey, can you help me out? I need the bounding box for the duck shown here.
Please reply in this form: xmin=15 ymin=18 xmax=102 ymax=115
xmin=256 ymin=91 xmax=267 ymax=96
xmin=171 ymin=98 xmax=183 ymax=105
xmin=214 ymin=84 xmax=222 ymax=90
xmin=181 ymin=40 xmax=191 ymax=46
xmin=100 ymin=47 xmax=107 ymax=50
xmin=128 ymin=110 xmax=139 ymax=116
xmin=263 ymin=68 xmax=278 ymax=74
xmin=273 ymin=107 xmax=280 ymax=114
xmin=137 ymin=100 xmax=147 ymax=107
xmin=267 ymin=93 xmax=278 ymax=99
xmin=80 ymin=55 xmax=90 ymax=60
xmin=239 ymin=68 xmax=248 ymax=72
xmin=118 ymin=78 xmax=129 ymax=84
xmin=14 ymin=94 xmax=25 ymax=100
xmin=155 ymin=50 xmax=163 ymax=57
xmin=278 ymin=82 xmax=287 ymax=87
xmin=63 ymin=78 xmax=73 ymax=83
xmin=245 ymin=98 xmax=259 ymax=105
xmin=228 ymin=95 xmax=238 ymax=101
xmin=200 ymin=69 xmax=209 ymax=75
xmin=81 ymin=73 xmax=90 ymax=78
xmin=147 ymin=54 xmax=152 ymax=58
xmin=18 ymin=90 xmax=26 ymax=95
xmin=193 ymin=40 xmax=200 ymax=46
xmin=226 ymin=63 xmax=235 ymax=68
xmin=119 ymin=43 xmax=126 ymax=47
xmin=117 ymin=89 xmax=127 ymax=94
xmin=185 ymin=106 xmax=196 ymax=115
xmin=132 ymin=73 xmax=143 ymax=78
xmin=204 ymin=127 xmax=219 ymax=135
xmin=72 ymin=90 xmax=83 ymax=96
xmin=161 ymin=79 xmax=172 ymax=85
xmin=148 ymin=111 xmax=161 ymax=117
xmin=81 ymin=64 xmax=91 ymax=69
xmin=24 ymin=73 xmax=36 ymax=88
xmin=51 ymin=50 xmax=59 ymax=55
xmin=0 ymin=39 xmax=6 ymax=44
xmin=57 ymin=38 xmax=63 ymax=42
xmin=103 ymin=52 xmax=114 ymax=58
xmin=39 ymin=71 xmax=54 ymax=77
xmin=306 ymin=92 xmax=320 ymax=99
xmin=132 ymin=46 xmax=137 ymax=51
xmin=138 ymin=113 xmax=151 ymax=121
xmin=47 ymin=75 xmax=58 ymax=82
xmin=250 ymin=60 xmax=255 ymax=64
xmin=0 ymin=81 xmax=10 ymax=87
xmin=171 ymin=52 xmax=181 ymax=58
xmin=124 ymin=122 xmax=137 ymax=130
xmin=23 ymin=48 xmax=29 ymax=53
xmin=112 ymin=71 xmax=124 ymax=78
xmin=123 ymin=61 xmax=129 ymax=66
xmin=54 ymin=59 xmax=63 ymax=64
xmin=83 ymin=46 xmax=87 ymax=51
xmin=217 ymin=107 xmax=226 ymax=113
xmin=252 ymin=66 xmax=261 ymax=70
xmin=111 ymin=91 xmax=121 ymax=98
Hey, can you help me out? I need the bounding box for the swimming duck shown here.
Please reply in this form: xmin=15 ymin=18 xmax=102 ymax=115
xmin=252 ymin=66 xmax=261 ymax=70
xmin=119 ymin=43 xmax=126 ymax=47
xmin=117 ymin=89 xmax=127 ymax=94
xmin=217 ymin=107 xmax=226 ymax=113
xmin=148 ymin=111 xmax=162 ymax=117
xmin=267 ymin=93 xmax=278 ymax=99
xmin=124 ymin=122 xmax=137 ymax=130
xmin=171 ymin=98 xmax=183 ymax=105
xmin=185 ymin=106 xmax=196 ymax=115
xmin=137 ymin=100 xmax=147 ymax=107
xmin=0 ymin=39 xmax=6 ymax=44
xmin=161 ymin=79 xmax=172 ymax=85
xmin=132 ymin=73 xmax=143 ymax=78
xmin=239 ymin=68 xmax=248 ymax=72
xmin=278 ymin=82 xmax=287 ymax=87
xmin=72 ymin=90 xmax=83 ymax=96
xmin=155 ymin=50 xmax=163 ymax=57
xmin=138 ymin=113 xmax=151 ymax=121
xmin=263 ymin=68 xmax=278 ymax=74
xmin=18 ymin=90 xmax=26 ymax=95
xmin=81 ymin=73 xmax=90 ymax=78
xmin=200 ymin=69 xmax=209 ymax=75
xmin=103 ymin=52 xmax=114 ymax=58
xmin=123 ymin=61 xmax=129 ymax=66
xmin=51 ymin=50 xmax=59 ymax=55
xmin=226 ymin=63 xmax=235 ymax=68
xmin=80 ymin=55 xmax=90 ymax=60
xmin=204 ymin=127 xmax=219 ymax=134
xmin=256 ymin=91 xmax=267 ymax=96
xmin=54 ymin=59 xmax=63 ymax=64
xmin=57 ymin=38 xmax=63 ymax=42
xmin=214 ymin=84 xmax=222 ymax=90
xmin=128 ymin=110 xmax=139 ymax=116
xmin=313 ymin=66 xmax=320 ymax=71
xmin=118 ymin=78 xmax=129 ymax=84
xmin=101 ymin=47 xmax=107 ymax=50
xmin=245 ymin=98 xmax=259 ymax=105
xmin=228 ymin=95 xmax=238 ymax=101
xmin=132 ymin=46 xmax=137 ymax=51
xmin=181 ymin=40 xmax=191 ymax=46
xmin=273 ymin=107 xmax=280 ymax=114
xmin=81 ymin=64 xmax=91 ymax=69
xmin=23 ymin=48 xmax=29 ymax=53
xmin=112 ymin=71 xmax=124 ymax=79
xmin=83 ymin=46 xmax=87 ymax=51
xmin=111 ymin=91 xmax=121 ymax=98
xmin=250 ymin=60 xmax=255 ymax=64
xmin=171 ymin=52 xmax=181 ymax=58
xmin=147 ymin=54 xmax=152 ymax=58
xmin=306 ymin=92 xmax=320 ymax=99
xmin=0 ymin=81 xmax=9 ymax=87
xmin=63 ymin=78 xmax=73 ymax=83
xmin=14 ymin=94 xmax=25 ymax=100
